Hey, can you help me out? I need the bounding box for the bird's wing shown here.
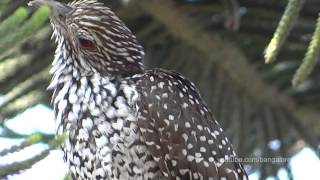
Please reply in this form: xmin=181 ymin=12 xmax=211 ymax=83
xmin=135 ymin=69 xmax=248 ymax=180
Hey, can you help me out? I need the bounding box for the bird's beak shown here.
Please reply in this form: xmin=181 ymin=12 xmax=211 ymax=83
xmin=28 ymin=0 xmax=72 ymax=19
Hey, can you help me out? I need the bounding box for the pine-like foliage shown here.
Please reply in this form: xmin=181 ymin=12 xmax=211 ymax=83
xmin=0 ymin=0 xmax=319 ymax=179
xmin=0 ymin=2 xmax=65 ymax=179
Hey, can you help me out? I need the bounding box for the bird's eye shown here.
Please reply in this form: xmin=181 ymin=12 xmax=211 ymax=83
xmin=79 ymin=38 xmax=95 ymax=49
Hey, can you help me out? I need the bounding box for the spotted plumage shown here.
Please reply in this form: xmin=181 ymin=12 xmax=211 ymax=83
xmin=29 ymin=0 xmax=248 ymax=179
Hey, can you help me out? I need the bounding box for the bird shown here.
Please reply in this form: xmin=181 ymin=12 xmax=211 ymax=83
xmin=29 ymin=0 xmax=248 ymax=179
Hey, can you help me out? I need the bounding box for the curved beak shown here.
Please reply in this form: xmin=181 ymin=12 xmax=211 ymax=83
xmin=28 ymin=0 xmax=72 ymax=19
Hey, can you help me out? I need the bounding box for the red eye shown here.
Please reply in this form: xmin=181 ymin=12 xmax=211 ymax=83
xmin=79 ymin=38 xmax=95 ymax=49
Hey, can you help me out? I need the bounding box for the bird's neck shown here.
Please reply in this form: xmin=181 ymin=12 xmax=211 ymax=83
xmin=49 ymin=43 xmax=139 ymax=133
xmin=49 ymin=42 xmax=146 ymax=179
xmin=49 ymin=40 xmax=143 ymax=85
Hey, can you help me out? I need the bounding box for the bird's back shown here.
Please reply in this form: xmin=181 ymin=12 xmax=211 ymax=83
xmin=135 ymin=69 xmax=248 ymax=180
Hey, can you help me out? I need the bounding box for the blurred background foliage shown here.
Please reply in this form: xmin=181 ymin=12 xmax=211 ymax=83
xmin=0 ymin=0 xmax=319 ymax=179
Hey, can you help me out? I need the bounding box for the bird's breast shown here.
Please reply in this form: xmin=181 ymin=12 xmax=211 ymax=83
xmin=51 ymin=73 xmax=159 ymax=179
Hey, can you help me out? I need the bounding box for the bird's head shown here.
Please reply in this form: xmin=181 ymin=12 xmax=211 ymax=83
xmin=29 ymin=0 xmax=144 ymax=77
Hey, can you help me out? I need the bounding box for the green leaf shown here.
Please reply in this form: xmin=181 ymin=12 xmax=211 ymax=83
xmin=292 ymin=15 xmax=320 ymax=87
xmin=0 ymin=133 xmax=43 ymax=156
xmin=0 ymin=7 xmax=29 ymax=37
xmin=264 ymin=0 xmax=304 ymax=63
xmin=49 ymin=134 xmax=67 ymax=149
xmin=0 ymin=6 xmax=50 ymax=55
